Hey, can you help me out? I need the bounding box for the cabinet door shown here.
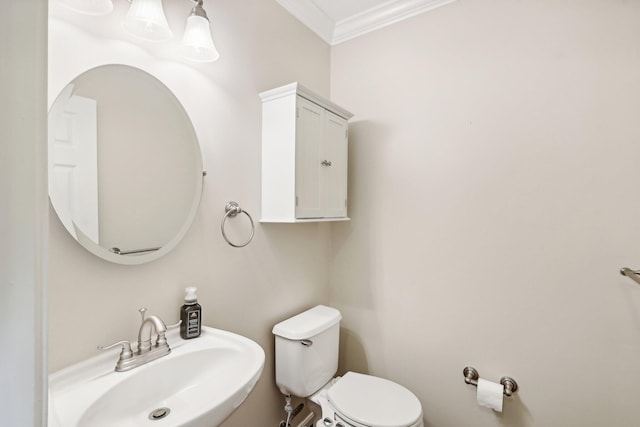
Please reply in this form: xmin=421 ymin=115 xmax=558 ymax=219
xmin=295 ymin=97 xmax=324 ymax=218
xmin=321 ymin=111 xmax=348 ymax=218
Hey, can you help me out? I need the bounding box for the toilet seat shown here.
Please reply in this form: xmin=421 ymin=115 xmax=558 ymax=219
xmin=325 ymin=372 xmax=423 ymax=427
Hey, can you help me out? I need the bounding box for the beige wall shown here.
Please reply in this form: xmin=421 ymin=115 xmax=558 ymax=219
xmin=47 ymin=1 xmax=331 ymax=425
xmin=330 ymin=1 xmax=640 ymax=426
xmin=47 ymin=0 xmax=640 ymax=426
xmin=0 ymin=1 xmax=47 ymax=425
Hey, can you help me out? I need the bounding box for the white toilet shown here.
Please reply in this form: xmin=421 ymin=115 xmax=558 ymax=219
xmin=273 ymin=305 xmax=424 ymax=427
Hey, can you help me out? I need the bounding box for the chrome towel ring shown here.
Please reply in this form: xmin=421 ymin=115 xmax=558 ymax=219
xmin=221 ymin=201 xmax=255 ymax=248
xmin=620 ymin=267 xmax=640 ymax=286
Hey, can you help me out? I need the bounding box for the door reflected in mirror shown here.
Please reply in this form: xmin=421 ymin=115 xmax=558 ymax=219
xmin=48 ymin=64 xmax=203 ymax=264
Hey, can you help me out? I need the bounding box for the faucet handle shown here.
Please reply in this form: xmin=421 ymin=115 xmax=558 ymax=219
xmin=166 ymin=320 xmax=182 ymax=330
xmin=97 ymin=340 xmax=133 ymax=360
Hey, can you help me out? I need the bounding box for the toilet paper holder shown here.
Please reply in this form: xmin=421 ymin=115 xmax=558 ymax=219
xmin=463 ymin=366 xmax=518 ymax=397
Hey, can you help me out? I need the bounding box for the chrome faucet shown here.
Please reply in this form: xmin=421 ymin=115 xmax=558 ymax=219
xmin=137 ymin=308 xmax=169 ymax=353
xmin=98 ymin=308 xmax=175 ymax=372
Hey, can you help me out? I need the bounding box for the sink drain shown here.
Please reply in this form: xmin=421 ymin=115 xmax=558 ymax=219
xmin=149 ymin=407 xmax=171 ymax=421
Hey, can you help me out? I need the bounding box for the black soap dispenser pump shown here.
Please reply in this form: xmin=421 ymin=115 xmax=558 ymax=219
xmin=180 ymin=287 xmax=201 ymax=339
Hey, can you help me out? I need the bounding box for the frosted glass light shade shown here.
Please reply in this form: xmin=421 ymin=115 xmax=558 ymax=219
xmin=122 ymin=0 xmax=173 ymax=42
xmin=180 ymin=15 xmax=219 ymax=62
xmin=58 ymin=0 xmax=113 ymax=16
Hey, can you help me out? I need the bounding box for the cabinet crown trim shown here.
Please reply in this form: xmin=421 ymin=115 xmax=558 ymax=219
xmin=259 ymin=82 xmax=353 ymax=120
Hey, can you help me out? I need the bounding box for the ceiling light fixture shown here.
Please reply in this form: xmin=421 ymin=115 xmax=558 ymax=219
xmin=122 ymin=0 xmax=173 ymax=42
xmin=179 ymin=0 xmax=219 ymax=62
xmin=56 ymin=0 xmax=220 ymax=62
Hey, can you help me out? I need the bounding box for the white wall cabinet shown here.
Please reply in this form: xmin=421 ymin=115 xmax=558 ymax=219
xmin=260 ymin=83 xmax=353 ymax=223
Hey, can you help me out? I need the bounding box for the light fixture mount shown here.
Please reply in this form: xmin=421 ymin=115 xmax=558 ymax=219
xmin=190 ymin=0 xmax=209 ymax=20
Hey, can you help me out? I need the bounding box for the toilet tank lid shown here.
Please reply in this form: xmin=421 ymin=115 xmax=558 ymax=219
xmin=272 ymin=305 xmax=342 ymax=340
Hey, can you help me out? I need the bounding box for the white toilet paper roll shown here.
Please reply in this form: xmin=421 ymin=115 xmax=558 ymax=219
xmin=477 ymin=378 xmax=503 ymax=412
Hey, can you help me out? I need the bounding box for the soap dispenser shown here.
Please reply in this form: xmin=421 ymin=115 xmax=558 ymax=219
xmin=180 ymin=287 xmax=202 ymax=339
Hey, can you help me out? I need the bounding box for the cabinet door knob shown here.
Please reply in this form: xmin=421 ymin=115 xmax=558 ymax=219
xmin=321 ymin=160 xmax=332 ymax=166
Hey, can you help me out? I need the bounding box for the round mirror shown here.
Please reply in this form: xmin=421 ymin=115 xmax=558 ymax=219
xmin=48 ymin=64 xmax=203 ymax=265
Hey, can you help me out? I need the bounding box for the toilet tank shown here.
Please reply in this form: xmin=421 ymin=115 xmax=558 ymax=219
xmin=272 ymin=305 xmax=342 ymax=397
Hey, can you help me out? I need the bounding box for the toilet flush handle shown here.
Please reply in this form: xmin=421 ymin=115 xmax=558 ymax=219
xmin=300 ymin=339 xmax=313 ymax=347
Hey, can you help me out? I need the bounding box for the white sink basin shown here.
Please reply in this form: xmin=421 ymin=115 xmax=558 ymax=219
xmin=48 ymin=326 xmax=265 ymax=427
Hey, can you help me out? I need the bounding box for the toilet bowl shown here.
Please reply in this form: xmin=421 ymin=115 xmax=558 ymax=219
xmin=273 ymin=305 xmax=423 ymax=427
xmin=309 ymin=372 xmax=423 ymax=427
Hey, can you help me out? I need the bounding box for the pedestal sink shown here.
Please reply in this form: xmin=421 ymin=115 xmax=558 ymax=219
xmin=48 ymin=326 xmax=265 ymax=427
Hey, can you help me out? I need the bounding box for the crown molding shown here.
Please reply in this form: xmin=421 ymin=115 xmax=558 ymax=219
xmin=333 ymin=0 xmax=457 ymax=45
xmin=276 ymin=0 xmax=457 ymax=46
